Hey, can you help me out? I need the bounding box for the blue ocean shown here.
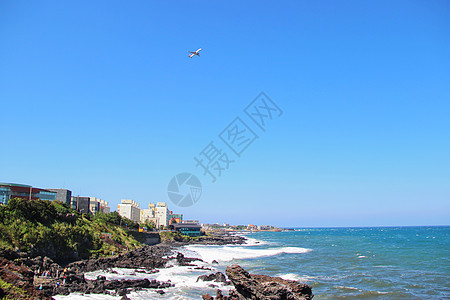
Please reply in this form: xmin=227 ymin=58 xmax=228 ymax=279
xmin=237 ymin=226 xmax=450 ymax=299
xmin=55 ymin=226 xmax=450 ymax=299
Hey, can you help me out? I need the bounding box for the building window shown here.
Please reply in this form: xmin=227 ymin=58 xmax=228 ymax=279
xmin=38 ymin=191 xmax=57 ymax=201
xmin=0 ymin=187 xmax=10 ymax=205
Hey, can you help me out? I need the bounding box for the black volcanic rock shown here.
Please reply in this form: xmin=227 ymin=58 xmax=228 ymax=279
xmin=0 ymin=257 xmax=52 ymax=300
xmin=203 ymin=265 xmax=314 ymax=300
xmin=194 ymin=266 xmax=213 ymax=270
xmin=197 ymin=272 xmax=227 ymax=283
xmin=175 ymin=252 xmax=203 ymax=266
xmin=48 ymin=276 xmax=173 ymax=297
xmin=1 ymin=234 xmax=252 ymax=298
xmin=226 ymin=265 xmax=313 ymax=300
xmin=67 ymin=245 xmax=170 ymax=273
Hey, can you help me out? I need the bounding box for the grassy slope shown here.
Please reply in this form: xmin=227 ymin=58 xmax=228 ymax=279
xmin=0 ymin=198 xmax=141 ymax=263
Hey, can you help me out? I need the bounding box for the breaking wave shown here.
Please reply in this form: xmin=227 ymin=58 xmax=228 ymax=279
xmin=184 ymin=245 xmax=312 ymax=263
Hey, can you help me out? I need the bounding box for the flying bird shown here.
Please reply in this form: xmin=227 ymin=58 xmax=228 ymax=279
xmin=188 ymin=48 xmax=202 ymax=58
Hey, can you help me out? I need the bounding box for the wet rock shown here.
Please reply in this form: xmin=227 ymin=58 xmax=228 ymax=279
xmin=194 ymin=266 xmax=213 ymax=270
xmin=197 ymin=272 xmax=227 ymax=283
xmin=203 ymin=294 xmax=214 ymax=300
xmin=49 ymin=276 xmax=173 ymax=297
xmin=225 ymin=264 xmax=313 ymax=300
xmin=215 ymin=289 xmax=227 ymax=299
xmin=172 ymin=252 xmax=203 ymax=266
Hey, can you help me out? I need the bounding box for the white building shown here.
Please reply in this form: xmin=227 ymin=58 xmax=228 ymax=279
xmin=155 ymin=202 xmax=170 ymax=228
xmin=117 ymin=199 xmax=140 ymax=223
xmin=140 ymin=203 xmax=159 ymax=227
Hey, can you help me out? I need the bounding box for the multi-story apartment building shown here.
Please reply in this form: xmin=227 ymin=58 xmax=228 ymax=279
xmin=140 ymin=204 xmax=159 ymax=228
xmin=155 ymin=202 xmax=170 ymax=228
xmin=117 ymin=199 xmax=140 ymax=223
xmin=140 ymin=204 xmax=155 ymax=221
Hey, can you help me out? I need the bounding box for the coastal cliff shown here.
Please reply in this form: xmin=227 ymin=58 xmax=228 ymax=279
xmin=0 ymin=198 xmax=141 ymax=263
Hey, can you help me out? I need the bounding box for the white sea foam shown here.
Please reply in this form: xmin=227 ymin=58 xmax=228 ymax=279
xmin=278 ymin=273 xmax=316 ymax=283
xmin=184 ymin=245 xmax=312 ymax=263
xmin=153 ymin=264 xmax=225 ymax=289
xmin=61 ymin=263 xmax=227 ymax=299
xmin=53 ymin=294 xmax=118 ymax=299
xmin=336 ymin=285 xmax=362 ymax=291
xmin=55 ymin=237 xmax=312 ymax=299
xmin=243 ymin=236 xmax=271 ymax=246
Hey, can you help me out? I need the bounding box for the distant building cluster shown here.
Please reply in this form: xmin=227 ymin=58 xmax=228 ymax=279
xmin=0 ymin=183 xmax=274 ymax=236
xmin=0 ymin=182 xmax=201 ymax=235
xmin=71 ymin=196 xmax=110 ymax=215
xmin=0 ymin=182 xmax=110 ymax=215
xmin=0 ymin=183 xmax=188 ymax=230
xmin=117 ymin=199 xmax=185 ymax=229
xmin=202 ymin=223 xmax=279 ymax=232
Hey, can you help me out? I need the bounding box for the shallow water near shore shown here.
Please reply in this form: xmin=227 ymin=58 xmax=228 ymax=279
xmin=54 ymin=226 xmax=450 ymax=299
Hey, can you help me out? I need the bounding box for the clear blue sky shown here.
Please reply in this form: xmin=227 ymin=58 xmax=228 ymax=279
xmin=1 ymin=0 xmax=449 ymax=227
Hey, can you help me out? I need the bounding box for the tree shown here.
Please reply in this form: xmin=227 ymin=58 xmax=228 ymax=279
xmin=142 ymin=219 xmax=156 ymax=231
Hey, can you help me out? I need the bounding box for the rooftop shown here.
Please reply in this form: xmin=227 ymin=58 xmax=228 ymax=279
xmin=173 ymin=223 xmax=202 ymax=229
xmin=0 ymin=183 xmax=32 ymax=188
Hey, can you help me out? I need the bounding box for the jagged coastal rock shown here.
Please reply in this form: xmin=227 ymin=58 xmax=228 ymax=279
xmin=67 ymin=245 xmax=171 ymax=273
xmin=203 ymin=265 xmax=314 ymax=300
xmin=0 ymin=256 xmax=51 ymax=300
xmin=197 ymin=271 xmax=229 ymax=284
xmin=1 ymin=235 xmax=314 ymax=299
xmin=40 ymin=274 xmax=173 ymax=297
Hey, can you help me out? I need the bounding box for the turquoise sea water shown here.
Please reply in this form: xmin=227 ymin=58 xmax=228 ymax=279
xmin=55 ymin=226 xmax=450 ymax=299
xmin=239 ymin=226 xmax=450 ymax=299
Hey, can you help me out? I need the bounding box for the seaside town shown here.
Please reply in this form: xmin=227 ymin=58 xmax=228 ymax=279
xmin=0 ymin=182 xmax=280 ymax=236
xmin=0 ymin=181 xmax=301 ymax=299
xmin=2 ymin=1 xmax=447 ymax=299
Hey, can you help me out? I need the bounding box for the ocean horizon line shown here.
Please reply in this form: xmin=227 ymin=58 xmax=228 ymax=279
xmin=280 ymin=224 xmax=450 ymax=230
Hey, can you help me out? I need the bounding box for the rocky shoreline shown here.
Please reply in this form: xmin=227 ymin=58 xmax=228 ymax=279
xmin=0 ymin=233 xmax=313 ymax=299
xmin=201 ymin=265 xmax=313 ymax=300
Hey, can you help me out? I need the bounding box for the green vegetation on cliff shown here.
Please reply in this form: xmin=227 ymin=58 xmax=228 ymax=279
xmin=0 ymin=198 xmax=142 ymax=262
xmin=159 ymin=231 xmax=202 ymax=243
